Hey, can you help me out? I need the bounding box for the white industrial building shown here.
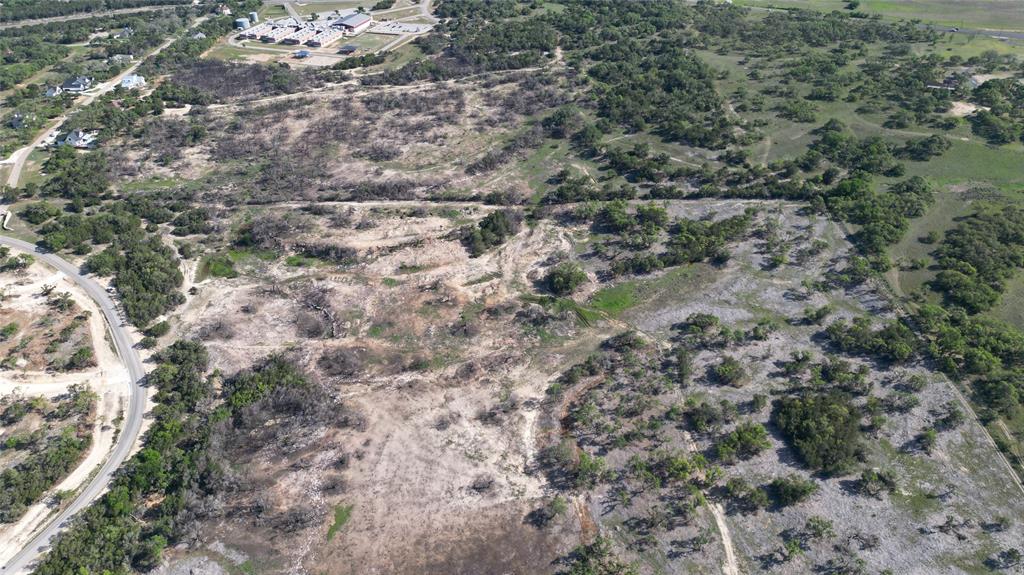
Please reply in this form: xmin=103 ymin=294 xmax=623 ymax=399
xmin=335 ymin=12 xmax=371 ymax=34
xmin=260 ymin=22 xmax=300 ymax=43
xmin=307 ymin=27 xmax=346 ymax=47
xmin=282 ymin=26 xmax=318 ymax=45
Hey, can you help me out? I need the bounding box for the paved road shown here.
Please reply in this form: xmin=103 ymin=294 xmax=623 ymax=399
xmin=0 ymin=237 xmax=145 ymax=575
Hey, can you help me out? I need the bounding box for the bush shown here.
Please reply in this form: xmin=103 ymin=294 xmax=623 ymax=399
xmin=461 ymin=209 xmax=522 ymax=257
xmin=716 ymin=421 xmax=770 ymax=462
xmin=545 ymin=262 xmax=587 ymax=295
xmin=712 ymin=356 xmax=746 ymax=386
xmin=144 ymin=321 xmax=170 ymax=338
xmin=768 ymin=475 xmax=818 ymax=507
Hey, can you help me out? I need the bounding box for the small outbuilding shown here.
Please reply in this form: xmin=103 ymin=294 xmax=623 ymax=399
xmin=10 ymin=113 xmax=31 ymax=129
xmin=338 ymin=44 xmax=359 ymax=55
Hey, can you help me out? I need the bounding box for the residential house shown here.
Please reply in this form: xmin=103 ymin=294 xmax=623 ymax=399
xmin=120 ymin=74 xmax=146 ymax=89
xmin=45 ymin=85 xmax=63 ymax=98
xmin=61 ymin=76 xmax=93 ymax=93
xmin=60 ymin=129 xmax=97 ymax=149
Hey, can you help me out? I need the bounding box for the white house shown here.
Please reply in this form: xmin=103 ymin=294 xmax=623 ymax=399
xmin=45 ymin=86 xmax=63 ymax=98
xmin=120 ymin=74 xmax=147 ymax=90
xmin=60 ymin=129 xmax=97 ymax=149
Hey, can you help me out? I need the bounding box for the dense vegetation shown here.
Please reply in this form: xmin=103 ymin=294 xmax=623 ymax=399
xmin=0 ymin=386 xmax=95 ymax=523
xmin=931 ymin=205 xmax=1024 ymax=314
xmin=0 ymin=142 xmax=188 ymax=329
xmin=461 ymin=209 xmax=522 ymax=257
xmin=772 ymin=393 xmax=862 ymax=474
xmin=33 ymin=343 xmax=314 ymax=574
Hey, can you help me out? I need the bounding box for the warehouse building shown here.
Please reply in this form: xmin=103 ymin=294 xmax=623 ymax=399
xmin=282 ymin=26 xmax=318 ymax=45
xmin=307 ymin=27 xmax=345 ymax=47
xmin=334 ymin=12 xmax=371 ymax=34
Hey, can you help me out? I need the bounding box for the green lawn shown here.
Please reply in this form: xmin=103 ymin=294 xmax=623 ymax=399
xmin=902 ymin=140 xmax=1024 ymax=191
xmin=589 ymin=282 xmax=638 ymax=317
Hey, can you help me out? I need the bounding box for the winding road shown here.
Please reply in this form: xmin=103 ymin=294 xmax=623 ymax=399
xmin=0 ymin=243 xmax=145 ymax=575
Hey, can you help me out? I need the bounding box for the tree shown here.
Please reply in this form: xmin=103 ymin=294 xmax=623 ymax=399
xmin=712 ymin=356 xmax=746 ymax=386
xmin=772 ymin=393 xmax=862 ymax=474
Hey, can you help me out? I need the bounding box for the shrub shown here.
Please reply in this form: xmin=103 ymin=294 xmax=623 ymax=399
xmin=545 ymin=262 xmax=587 ymax=295
xmin=768 ymin=475 xmax=818 ymax=507
xmin=712 ymin=356 xmax=746 ymax=386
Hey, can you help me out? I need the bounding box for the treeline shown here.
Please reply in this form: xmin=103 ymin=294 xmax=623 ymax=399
xmin=0 ymin=0 xmax=188 ymax=23
xmin=33 ymin=343 xmax=310 ymax=574
xmin=970 ymin=79 xmax=1024 ymax=145
xmin=692 ymin=1 xmax=934 ymax=49
xmin=365 ymin=14 xmax=556 ymax=85
xmin=583 ymin=38 xmax=733 ymax=149
xmin=17 ymin=147 xmax=187 ymax=327
xmin=931 ymin=205 xmax=1024 ymax=314
xmin=37 ymin=207 xmax=185 ymax=327
xmin=0 ymin=36 xmax=68 ymax=90
xmin=822 ymin=176 xmax=934 ymax=255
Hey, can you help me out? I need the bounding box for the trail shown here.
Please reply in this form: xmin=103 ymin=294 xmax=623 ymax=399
xmin=682 ymin=432 xmax=740 ymax=575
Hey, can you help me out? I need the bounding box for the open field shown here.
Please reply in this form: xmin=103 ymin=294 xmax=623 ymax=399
xmin=9 ymin=1 xmax=1024 ymax=573
xmin=734 ymin=0 xmax=1024 ymax=32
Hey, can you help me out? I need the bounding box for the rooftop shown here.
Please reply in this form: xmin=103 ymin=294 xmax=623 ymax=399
xmin=336 ymin=12 xmax=371 ymax=28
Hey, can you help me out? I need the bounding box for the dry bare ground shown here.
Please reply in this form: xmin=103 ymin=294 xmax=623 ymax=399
xmin=108 ymin=59 xmax=1024 ymax=574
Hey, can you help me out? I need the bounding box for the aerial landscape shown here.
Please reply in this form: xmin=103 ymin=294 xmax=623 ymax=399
xmin=1 ymin=0 xmax=1024 ymax=573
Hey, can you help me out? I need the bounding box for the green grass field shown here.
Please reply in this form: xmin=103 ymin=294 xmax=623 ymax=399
xmin=734 ymin=0 xmax=1024 ymax=32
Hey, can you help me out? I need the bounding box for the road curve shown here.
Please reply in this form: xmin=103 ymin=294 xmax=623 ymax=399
xmin=0 ymin=236 xmax=146 ymax=575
